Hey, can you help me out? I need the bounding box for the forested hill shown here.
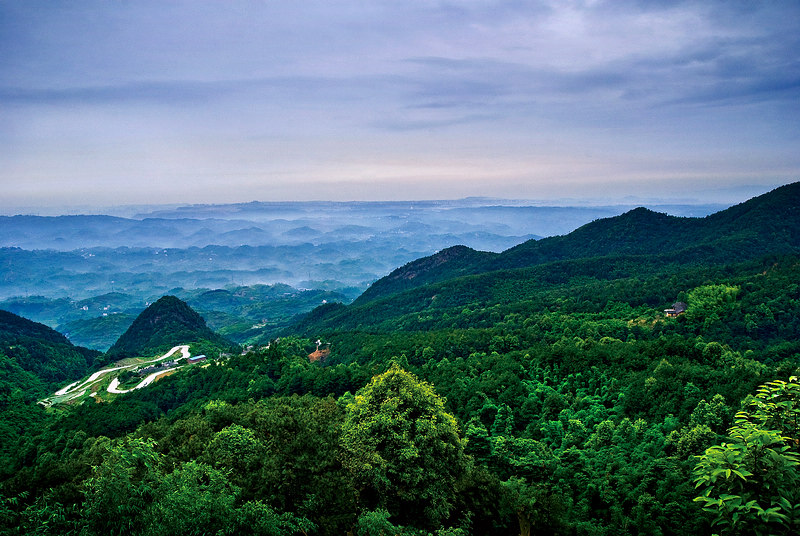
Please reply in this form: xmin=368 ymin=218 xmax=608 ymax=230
xmin=353 ymin=245 xmax=497 ymax=305
xmin=0 ymin=309 xmax=74 ymax=346
xmin=105 ymin=295 xmax=233 ymax=359
xmin=0 ymin=310 xmax=100 ymax=395
xmin=354 ymin=181 xmax=800 ymax=306
xmin=498 ymin=180 xmax=800 ymax=270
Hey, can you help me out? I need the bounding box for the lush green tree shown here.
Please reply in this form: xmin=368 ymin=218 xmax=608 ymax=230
xmin=694 ymin=378 xmax=800 ymax=535
xmin=501 ymin=476 xmax=564 ymax=536
xmin=203 ymin=423 xmax=263 ymax=490
xmin=143 ymin=460 xmax=239 ymax=536
xmin=236 ymin=500 xmax=316 ymax=536
xmin=340 ymin=365 xmax=469 ymax=531
xmin=18 ymin=490 xmax=82 ymax=536
xmin=82 ymin=437 xmax=161 ymax=536
xmin=685 ymin=284 xmax=740 ymax=332
xmin=248 ymin=395 xmax=355 ymax=534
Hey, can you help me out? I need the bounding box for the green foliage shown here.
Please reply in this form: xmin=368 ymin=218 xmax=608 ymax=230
xmin=139 ymin=394 xmax=353 ymax=535
xmin=83 ymin=437 xmax=161 ymax=535
xmin=502 ymin=476 xmax=563 ymax=536
xmin=205 ymin=423 xmax=260 ymax=476
xmin=685 ymin=284 xmax=740 ymax=330
xmin=19 ymin=490 xmax=82 ymax=536
xmin=355 ymin=508 xmax=402 ymax=536
xmin=144 ymin=460 xmax=239 ymax=536
xmin=694 ymin=378 xmax=800 ymax=535
xmin=0 ymin=310 xmax=99 ymax=388
xmin=341 ymin=365 xmax=469 ymax=530
xmin=237 ymin=500 xmax=316 ymax=536
xmin=78 ymin=432 xmax=318 ymax=536
xmin=748 ymin=377 xmax=800 ymax=440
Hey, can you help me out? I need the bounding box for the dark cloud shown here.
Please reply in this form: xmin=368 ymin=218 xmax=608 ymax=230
xmin=0 ymin=81 xmax=223 ymax=105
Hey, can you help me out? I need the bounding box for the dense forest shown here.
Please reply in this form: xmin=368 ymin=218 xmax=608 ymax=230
xmin=1 ymin=184 xmax=799 ymax=535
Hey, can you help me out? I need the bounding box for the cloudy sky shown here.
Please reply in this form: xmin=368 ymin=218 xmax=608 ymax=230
xmin=1 ymin=0 xmax=798 ymax=209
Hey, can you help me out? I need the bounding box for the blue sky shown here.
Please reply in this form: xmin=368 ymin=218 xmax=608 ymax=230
xmin=1 ymin=0 xmax=798 ymax=209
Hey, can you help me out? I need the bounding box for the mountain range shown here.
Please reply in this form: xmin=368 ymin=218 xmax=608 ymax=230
xmin=0 ymin=199 xmax=728 ymax=302
xmin=2 ymin=183 xmax=796 ymax=369
xmin=299 ymin=181 xmax=800 ymax=332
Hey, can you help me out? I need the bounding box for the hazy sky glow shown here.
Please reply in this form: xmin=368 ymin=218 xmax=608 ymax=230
xmin=2 ymin=0 xmax=799 ymax=208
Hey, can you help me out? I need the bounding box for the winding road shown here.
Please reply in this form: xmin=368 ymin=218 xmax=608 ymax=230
xmin=43 ymin=345 xmax=191 ymax=405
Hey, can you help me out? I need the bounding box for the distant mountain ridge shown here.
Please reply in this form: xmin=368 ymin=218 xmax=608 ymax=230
xmin=0 ymin=199 xmax=729 ymax=302
xmin=106 ymin=296 xmax=232 ymax=359
xmin=354 ymin=182 xmax=800 ymax=306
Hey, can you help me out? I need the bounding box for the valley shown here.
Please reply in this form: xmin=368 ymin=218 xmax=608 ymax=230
xmin=1 ymin=184 xmax=799 ymax=536
xmin=0 ymin=199 xmax=725 ymax=351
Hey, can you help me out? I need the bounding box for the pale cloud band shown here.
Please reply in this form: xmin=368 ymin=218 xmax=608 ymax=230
xmin=1 ymin=1 xmax=798 ymax=207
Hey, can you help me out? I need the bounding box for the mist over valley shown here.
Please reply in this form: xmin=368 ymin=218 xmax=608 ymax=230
xmin=1 ymin=198 xmax=724 ymax=350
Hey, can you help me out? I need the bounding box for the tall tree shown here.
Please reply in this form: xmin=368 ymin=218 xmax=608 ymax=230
xmin=340 ymin=365 xmax=469 ymax=531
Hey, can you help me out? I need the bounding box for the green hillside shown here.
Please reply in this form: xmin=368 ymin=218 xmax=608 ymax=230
xmin=0 ymin=309 xmax=74 ymax=346
xmin=0 ymin=310 xmax=100 ymax=392
xmin=105 ymin=295 xmax=234 ymax=359
xmin=60 ymin=313 xmax=137 ymax=352
xmin=499 ymin=181 xmax=800 ymax=269
xmin=0 ymin=310 xmax=102 ymax=476
xmin=353 ymin=245 xmax=496 ymax=306
xmin=356 ymin=182 xmax=800 ymax=306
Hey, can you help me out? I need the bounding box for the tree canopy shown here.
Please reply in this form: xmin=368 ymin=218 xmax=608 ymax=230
xmin=341 ymin=364 xmax=469 ymax=531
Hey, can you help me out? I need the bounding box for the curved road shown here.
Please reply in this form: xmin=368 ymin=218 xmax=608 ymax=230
xmin=47 ymin=345 xmax=191 ymax=403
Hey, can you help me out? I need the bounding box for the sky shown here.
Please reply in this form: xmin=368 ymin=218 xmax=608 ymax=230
xmin=1 ymin=0 xmax=799 ymax=210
